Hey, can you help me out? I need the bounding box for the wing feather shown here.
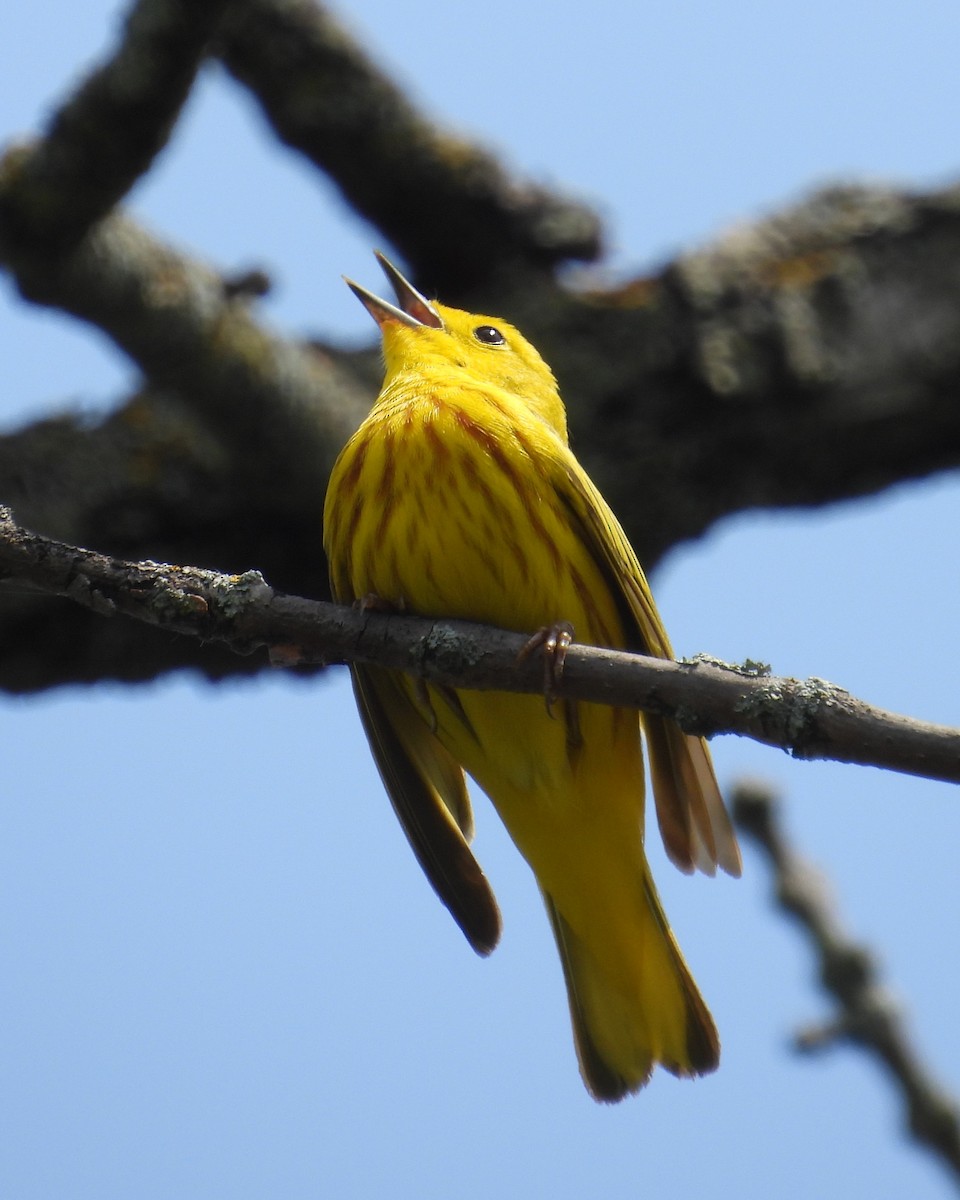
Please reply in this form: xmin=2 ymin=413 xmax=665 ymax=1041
xmin=556 ymin=462 xmax=742 ymax=878
xmin=352 ymin=664 xmax=503 ymax=954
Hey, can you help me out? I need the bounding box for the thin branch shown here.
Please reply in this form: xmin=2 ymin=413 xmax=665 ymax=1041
xmin=733 ymin=782 xmax=960 ymax=1185
xmin=0 ymin=0 xmax=228 ymax=254
xmin=2 ymin=507 xmax=959 ymax=786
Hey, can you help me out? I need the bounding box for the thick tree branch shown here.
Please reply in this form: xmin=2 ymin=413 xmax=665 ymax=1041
xmin=3 ymin=180 xmax=960 ymax=555
xmin=3 ymin=508 xmax=959 ymax=786
xmin=0 ymin=207 xmax=366 ymax=514
xmin=215 ymin=0 xmax=602 ymax=293
xmin=734 ymin=783 xmax=960 ymax=1184
xmin=0 ymin=0 xmax=229 ymax=255
xmin=509 ymin=182 xmax=960 ymax=563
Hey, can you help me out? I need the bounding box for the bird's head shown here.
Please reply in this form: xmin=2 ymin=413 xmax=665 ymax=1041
xmin=345 ymin=252 xmax=567 ymax=439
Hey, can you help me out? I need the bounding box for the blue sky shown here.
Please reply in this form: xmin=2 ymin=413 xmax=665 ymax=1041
xmin=2 ymin=2 xmax=960 ymax=1197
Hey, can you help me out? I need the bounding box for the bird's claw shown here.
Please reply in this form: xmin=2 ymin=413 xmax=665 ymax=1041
xmin=519 ymin=620 xmax=575 ymax=714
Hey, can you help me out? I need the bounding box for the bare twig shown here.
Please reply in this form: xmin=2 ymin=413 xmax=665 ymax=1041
xmin=733 ymin=782 xmax=960 ymax=1184
xmin=2 ymin=507 xmax=959 ymax=786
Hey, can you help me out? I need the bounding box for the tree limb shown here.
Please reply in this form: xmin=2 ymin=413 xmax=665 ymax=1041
xmin=3 ymin=507 xmax=958 ymax=786
xmin=0 ymin=208 xmax=367 ymax=512
xmin=215 ymin=0 xmax=603 ymax=293
xmin=0 ymin=0 xmax=229 ymax=255
xmin=733 ymin=783 xmax=960 ymax=1184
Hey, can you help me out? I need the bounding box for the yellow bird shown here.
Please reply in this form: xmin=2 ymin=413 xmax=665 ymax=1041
xmin=323 ymin=253 xmax=741 ymax=1101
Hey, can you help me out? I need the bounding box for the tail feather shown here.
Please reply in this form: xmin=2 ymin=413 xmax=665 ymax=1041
xmin=644 ymin=715 xmax=742 ymax=879
xmin=542 ymin=867 xmax=719 ymax=1102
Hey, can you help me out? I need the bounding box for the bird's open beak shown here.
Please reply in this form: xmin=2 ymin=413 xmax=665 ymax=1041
xmin=344 ymin=252 xmax=443 ymax=330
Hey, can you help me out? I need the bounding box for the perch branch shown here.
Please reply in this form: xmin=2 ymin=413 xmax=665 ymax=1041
xmin=2 ymin=507 xmax=959 ymax=786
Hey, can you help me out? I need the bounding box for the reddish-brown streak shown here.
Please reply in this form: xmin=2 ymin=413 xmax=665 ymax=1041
xmin=423 ymin=415 xmax=452 ymax=463
xmin=451 ymin=409 xmax=560 ymax=570
xmin=502 ymin=533 xmax=529 ymax=579
xmin=374 ymin=497 xmax=395 ymax=547
xmin=456 ymin=444 xmax=497 ymax=510
xmin=472 ymin=535 xmax=509 ymax=585
xmin=455 ymin=446 xmax=521 ymax=541
xmin=343 ymin=494 xmax=364 ymax=555
xmin=499 ymin=429 xmax=561 ymax=564
xmin=526 ymin=504 xmax=563 ymax=574
xmin=375 ymin=430 xmax=397 ymax=503
xmin=339 ymin=433 xmax=368 ymax=494
xmin=452 ymin=408 xmax=524 ymax=491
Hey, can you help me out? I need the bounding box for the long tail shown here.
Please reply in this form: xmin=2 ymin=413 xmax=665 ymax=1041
xmin=542 ymin=865 xmax=719 ymax=1102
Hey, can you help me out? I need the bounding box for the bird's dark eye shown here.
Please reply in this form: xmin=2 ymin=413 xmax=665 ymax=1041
xmin=473 ymin=325 xmax=506 ymax=346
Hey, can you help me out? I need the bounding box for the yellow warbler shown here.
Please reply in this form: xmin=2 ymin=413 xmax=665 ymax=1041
xmin=323 ymin=253 xmax=741 ymax=1101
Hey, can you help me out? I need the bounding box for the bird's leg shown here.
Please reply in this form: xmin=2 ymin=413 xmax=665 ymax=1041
xmin=518 ymin=620 xmax=576 ymax=716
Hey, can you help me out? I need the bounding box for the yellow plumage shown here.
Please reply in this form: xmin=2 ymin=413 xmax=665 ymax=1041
xmin=323 ymin=254 xmax=741 ymax=1101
